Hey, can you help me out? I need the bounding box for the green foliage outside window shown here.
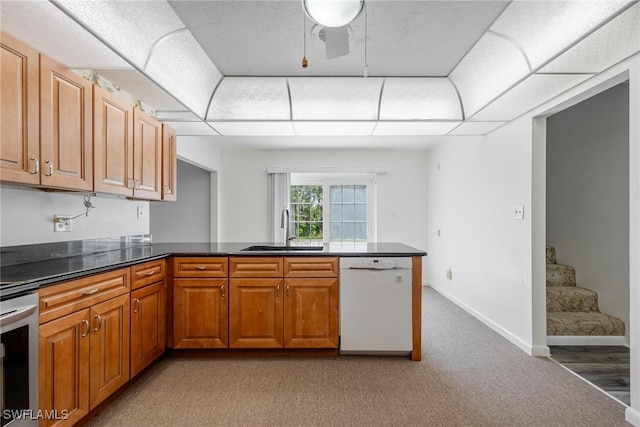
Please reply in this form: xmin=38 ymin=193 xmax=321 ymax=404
xmin=290 ymin=185 xmax=323 ymax=242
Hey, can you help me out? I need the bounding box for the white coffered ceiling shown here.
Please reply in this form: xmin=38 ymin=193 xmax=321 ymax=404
xmin=1 ymin=0 xmax=638 ymax=149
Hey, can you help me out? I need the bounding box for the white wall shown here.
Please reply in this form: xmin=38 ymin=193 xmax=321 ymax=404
xmin=0 ymin=186 xmax=148 ymax=246
xmin=218 ymin=149 xmax=428 ymax=261
xmin=150 ymin=160 xmax=212 ymax=242
xmin=546 ymin=84 xmax=630 ymax=336
xmin=426 ymin=119 xmax=535 ymax=353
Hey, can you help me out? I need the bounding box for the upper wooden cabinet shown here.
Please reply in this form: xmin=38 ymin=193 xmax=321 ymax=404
xmin=162 ymin=124 xmax=177 ymax=201
xmin=0 ymin=32 xmax=39 ymax=185
xmin=133 ymin=108 xmax=162 ymax=200
xmin=40 ymin=55 xmax=93 ymax=190
xmin=93 ymin=86 xmax=134 ymax=196
xmin=1 ymin=34 xmax=92 ymax=190
xmin=94 ymin=85 xmax=163 ymax=200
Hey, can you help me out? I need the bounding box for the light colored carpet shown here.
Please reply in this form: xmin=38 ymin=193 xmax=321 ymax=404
xmin=87 ymin=287 xmax=628 ymax=426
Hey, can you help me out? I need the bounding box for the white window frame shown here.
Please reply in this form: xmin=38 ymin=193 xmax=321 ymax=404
xmin=290 ymin=173 xmax=377 ymax=244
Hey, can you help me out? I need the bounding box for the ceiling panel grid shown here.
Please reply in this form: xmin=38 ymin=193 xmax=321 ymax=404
xmin=379 ymin=78 xmax=463 ymax=120
xmin=207 ymin=78 xmax=290 ymax=120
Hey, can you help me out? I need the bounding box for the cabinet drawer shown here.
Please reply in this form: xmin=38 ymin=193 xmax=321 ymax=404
xmin=229 ymin=257 xmax=283 ymax=278
xmin=173 ymin=257 xmax=228 ymax=278
xmin=39 ymin=268 xmax=130 ymax=324
xmin=284 ymin=257 xmax=338 ymax=278
xmin=131 ymin=259 xmax=165 ymax=290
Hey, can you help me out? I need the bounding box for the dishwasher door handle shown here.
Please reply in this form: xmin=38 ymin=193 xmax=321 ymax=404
xmin=347 ymin=267 xmax=399 ymax=271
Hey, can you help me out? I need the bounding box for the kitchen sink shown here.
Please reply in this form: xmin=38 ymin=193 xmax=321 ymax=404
xmin=240 ymin=245 xmax=324 ymax=252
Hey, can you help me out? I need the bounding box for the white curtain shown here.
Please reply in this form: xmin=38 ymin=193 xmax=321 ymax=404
xmin=267 ymin=173 xmax=290 ymax=244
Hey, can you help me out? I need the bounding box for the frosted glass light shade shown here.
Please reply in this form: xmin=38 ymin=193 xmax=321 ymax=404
xmin=490 ymin=0 xmax=632 ymax=70
xmin=289 ymin=78 xmax=382 ymax=120
xmin=449 ymin=122 xmax=505 ymax=135
xmin=208 ymin=78 xmax=290 ymax=120
xmin=540 ymin=3 xmax=640 ymax=74
xmin=471 ymin=74 xmax=591 ymax=121
xmin=56 ymin=0 xmax=184 ymax=67
xmin=379 ymin=78 xmax=462 ymax=120
xmin=449 ymin=34 xmax=530 ymax=118
xmin=145 ymin=31 xmax=222 ymax=119
xmin=293 ymin=122 xmax=376 ymax=136
xmin=374 ymin=122 xmax=461 ymax=136
xmin=303 ymin=0 xmax=364 ymax=27
xmin=212 ymin=122 xmax=295 ymax=136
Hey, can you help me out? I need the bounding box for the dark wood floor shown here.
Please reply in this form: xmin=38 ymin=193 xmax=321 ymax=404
xmin=549 ymin=346 xmax=630 ymax=406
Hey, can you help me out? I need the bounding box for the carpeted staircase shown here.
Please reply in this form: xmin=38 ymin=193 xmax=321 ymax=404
xmin=546 ymin=246 xmax=625 ymax=336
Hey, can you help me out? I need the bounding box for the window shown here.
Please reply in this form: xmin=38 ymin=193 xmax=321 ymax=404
xmin=290 ymin=174 xmax=376 ymax=245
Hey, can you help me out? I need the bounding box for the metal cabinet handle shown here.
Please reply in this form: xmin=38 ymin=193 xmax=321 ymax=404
xmin=165 ymin=185 xmax=170 ymax=194
xmin=82 ymin=288 xmax=100 ymax=296
xmin=276 ymin=285 xmax=280 ymax=297
xmin=30 ymin=158 xmax=39 ymax=174
xmin=221 ymin=284 xmax=225 ymax=298
xmin=44 ymin=160 xmax=54 ymax=176
xmin=135 ymin=179 xmax=141 ymax=190
xmin=133 ymin=298 xmax=141 ymax=313
xmin=81 ymin=319 xmax=90 ymax=337
xmin=195 ymin=266 xmax=207 ymax=270
xmin=127 ymin=178 xmax=134 ymax=189
xmin=286 ymin=285 xmax=290 ymax=297
xmin=145 ymin=270 xmax=157 ymax=276
xmin=93 ymin=314 xmax=102 ymax=332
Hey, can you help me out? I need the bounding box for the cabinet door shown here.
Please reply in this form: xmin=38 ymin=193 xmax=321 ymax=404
xmin=174 ymin=278 xmax=228 ymax=348
xmin=284 ymin=278 xmax=338 ymax=348
xmin=229 ymin=278 xmax=283 ymax=348
xmin=162 ymin=124 xmax=177 ymax=201
xmin=39 ymin=309 xmax=90 ymax=427
xmin=0 ymin=32 xmax=40 ymax=185
xmin=93 ymin=85 xmax=133 ymax=196
xmin=131 ymin=281 xmax=166 ymax=377
xmin=89 ymin=293 xmax=130 ymax=409
xmin=40 ymin=55 xmax=93 ymax=190
xmin=133 ymin=108 xmax=162 ymax=200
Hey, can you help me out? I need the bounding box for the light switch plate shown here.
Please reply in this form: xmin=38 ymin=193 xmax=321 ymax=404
xmin=54 ymin=215 xmax=72 ymax=232
xmin=137 ymin=206 xmax=145 ymax=220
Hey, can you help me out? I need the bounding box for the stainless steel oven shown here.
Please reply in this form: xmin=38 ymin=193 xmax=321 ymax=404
xmin=0 ymin=293 xmax=38 ymax=427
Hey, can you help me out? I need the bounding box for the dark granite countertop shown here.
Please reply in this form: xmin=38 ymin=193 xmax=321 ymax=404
xmin=0 ymin=240 xmax=426 ymax=300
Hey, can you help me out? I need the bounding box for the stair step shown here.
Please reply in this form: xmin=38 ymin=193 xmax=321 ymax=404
xmin=546 ymin=286 xmax=599 ymax=312
xmin=546 ymin=263 xmax=576 ymax=287
xmin=546 ymin=246 xmax=556 ymax=264
xmin=547 ymin=312 xmax=626 ymax=336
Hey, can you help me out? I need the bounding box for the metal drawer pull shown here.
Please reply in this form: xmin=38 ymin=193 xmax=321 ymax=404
xmin=82 ymin=288 xmax=100 ymax=296
xmin=81 ymin=319 xmax=90 ymax=337
xmin=93 ymin=314 xmax=102 ymax=332
xmin=145 ymin=270 xmax=157 ymax=276
xmin=133 ymin=298 xmax=141 ymax=313
xmin=276 ymin=285 xmax=280 ymax=297
xmin=221 ymin=284 xmax=225 ymax=298
xmin=30 ymin=158 xmax=39 ymax=174
xmin=195 ymin=266 xmax=207 ymax=270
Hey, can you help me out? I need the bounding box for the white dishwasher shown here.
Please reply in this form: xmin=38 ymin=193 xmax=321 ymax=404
xmin=339 ymin=257 xmax=413 ymax=355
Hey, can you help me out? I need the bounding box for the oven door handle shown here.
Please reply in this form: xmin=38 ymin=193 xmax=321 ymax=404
xmin=0 ymin=304 xmax=37 ymax=327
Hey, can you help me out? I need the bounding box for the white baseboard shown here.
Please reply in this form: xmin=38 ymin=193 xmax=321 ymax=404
xmin=627 ymin=406 xmax=640 ymax=427
xmin=426 ymin=282 xmax=550 ymax=357
xmin=547 ymin=335 xmax=628 ymax=346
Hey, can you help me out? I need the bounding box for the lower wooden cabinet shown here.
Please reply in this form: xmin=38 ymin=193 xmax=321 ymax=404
xmin=229 ymin=278 xmax=284 ymax=348
xmin=173 ymin=278 xmax=228 ymax=348
xmin=228 ymin=276 xmax=338 ymax=349
xmin=130 ymin=281 xmax=165 ymax=376
xmin=284 ymin=278 xmax=338 ymax=348
xmin=39 ymin=293 xmax=130 ymax=427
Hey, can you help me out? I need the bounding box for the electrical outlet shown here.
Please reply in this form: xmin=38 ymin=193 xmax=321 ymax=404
xmin=446 ymin=267 xmax=453 ymax=280
xmin=513 ymin=205 xmax=524 ymax=220
xmin=137 ymin=206 xmax=145 ymax=220
xmin=54 ymin=215 xmax=72 ymax=232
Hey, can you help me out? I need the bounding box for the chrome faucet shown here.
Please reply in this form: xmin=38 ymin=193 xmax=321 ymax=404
xmin=280 ymin=208 xmax=296 ymax=246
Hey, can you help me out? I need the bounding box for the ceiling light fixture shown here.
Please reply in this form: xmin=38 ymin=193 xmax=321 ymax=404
xmin=303 ymin=0 xmax=364 ymax=28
